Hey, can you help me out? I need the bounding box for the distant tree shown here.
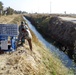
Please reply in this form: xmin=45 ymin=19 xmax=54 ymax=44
xmin=14 ymin=10 xmax=23 ymax=14
xmin=0 ymin=1 xmax=3 ymax=10
xmin=14 ymin=10 xmax=27 ymax=14
xmin=6 ymin=7 xmax=14 ymax=15
xmin=0 ymin=1 xmax=3 ymax=15
xmin=22 ymin=11 xmax=27 ymax=14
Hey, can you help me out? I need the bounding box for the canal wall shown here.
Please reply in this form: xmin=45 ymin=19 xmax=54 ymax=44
xmin=24 ymin=15 xmax=76 ymax=60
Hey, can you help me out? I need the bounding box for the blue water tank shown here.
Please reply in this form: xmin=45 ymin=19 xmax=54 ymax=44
xmin=11 ymin=37 xmax=16 ymax=50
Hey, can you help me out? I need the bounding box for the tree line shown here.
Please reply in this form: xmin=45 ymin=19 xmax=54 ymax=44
xmin=0 ymin=1 xmax=27 ymax=15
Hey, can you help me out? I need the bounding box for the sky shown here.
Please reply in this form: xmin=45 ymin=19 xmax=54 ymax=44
xmin=0 ymin=0 xmax=76 ymax=14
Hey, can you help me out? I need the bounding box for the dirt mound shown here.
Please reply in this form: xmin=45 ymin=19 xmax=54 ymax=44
xmin=0 ymin=45 xmax=44 ymax=75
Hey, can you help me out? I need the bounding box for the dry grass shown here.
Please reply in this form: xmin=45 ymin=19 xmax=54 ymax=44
xmin=0 ymin=14 xmax=19 ymax=24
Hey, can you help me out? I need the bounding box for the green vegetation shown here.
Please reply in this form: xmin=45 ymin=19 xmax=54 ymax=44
xmin=0 ymin=1 xmax=3 ymax=10
xmin=0 ymin=1 xmax=27 ymax=16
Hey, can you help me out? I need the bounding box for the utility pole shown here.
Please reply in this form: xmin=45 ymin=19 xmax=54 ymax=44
xmin=50 ymin=2 xmax=51 ymax=14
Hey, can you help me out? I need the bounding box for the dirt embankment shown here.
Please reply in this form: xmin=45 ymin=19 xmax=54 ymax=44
xmin=48 ymin=17 xmax=76 ymax=54
xmin=25 ymin=15 xmax=76 ymax=60
xmin=47 ymin=17 xmax=76 ymax=60
xmin=48 ymin=17 xmax=76 ymax=49
xmin=0 ymin=14 xmax=72 ymax=75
